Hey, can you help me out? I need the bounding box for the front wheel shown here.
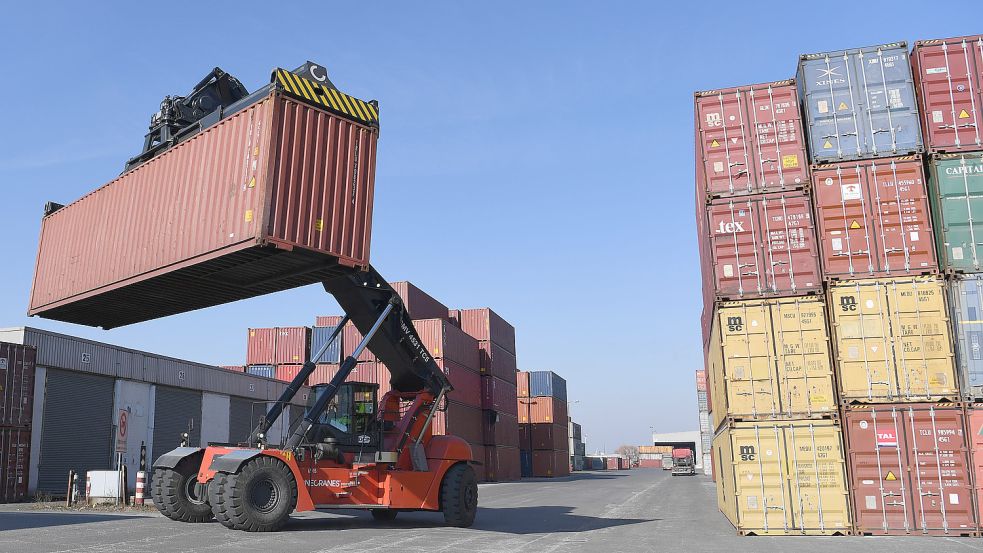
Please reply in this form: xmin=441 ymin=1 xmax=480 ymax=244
xmin=440 ymin=463 xmax=477 ymax=527
xmin=150 ymin=454 xmax=213 ymax=523
xmin=215 ymin=456 xmax=297 ymax=532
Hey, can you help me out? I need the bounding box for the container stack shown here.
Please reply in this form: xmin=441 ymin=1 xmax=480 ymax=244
xmin=517 ymin=370 xmax=570 ymax=477
xmin=568 ymin=420 xmax=585 ymax=471
xmin=637 ymin=445 xmax=672 ymax=469
xmin=695 ymin=370 xmax=711 ymax=476
xmin=245 ymin=326 xmax=313 ymax=380
xmin=0 ymin=342 xmax=36 ymax=503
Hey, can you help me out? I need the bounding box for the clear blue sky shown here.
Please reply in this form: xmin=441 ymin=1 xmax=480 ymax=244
xmin=0 ymin=2 xmax=978 ymax=450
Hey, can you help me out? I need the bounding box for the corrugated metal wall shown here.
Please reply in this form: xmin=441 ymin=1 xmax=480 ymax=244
xmin=153 ymin=387 xmax=202 ymax=453
xmin=229 ymin=396 xmax=259 ymax=444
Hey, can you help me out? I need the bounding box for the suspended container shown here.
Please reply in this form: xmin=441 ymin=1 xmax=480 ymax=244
xmin=926 ymin=152 xmax=983 ymax=273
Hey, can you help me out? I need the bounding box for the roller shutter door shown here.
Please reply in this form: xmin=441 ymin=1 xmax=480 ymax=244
xmin=38 ymin=370 xmax=114 ymax=493
xmin=229 ymin=396 xmax=261 ymax=444
xmin=153 ymin=387 xmax=202 ymax=454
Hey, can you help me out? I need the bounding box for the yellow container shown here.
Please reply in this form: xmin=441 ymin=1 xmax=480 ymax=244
xmin=828 ymin=276 xmax=958 ymax=403
xmin=713 ymin=419 xmax=851 ymax=536
xmin=708 ymin=297 xmax=837 ymax=431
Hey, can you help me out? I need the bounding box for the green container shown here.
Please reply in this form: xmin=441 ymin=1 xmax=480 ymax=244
xmin=928 ymin=152 xmax=983 ymax=273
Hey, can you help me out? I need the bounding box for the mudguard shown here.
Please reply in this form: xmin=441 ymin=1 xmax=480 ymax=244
xmin=209 ymin=448 xmax=263 ymax=474
xmin=152 ymin=447 xmax=203 ymax=469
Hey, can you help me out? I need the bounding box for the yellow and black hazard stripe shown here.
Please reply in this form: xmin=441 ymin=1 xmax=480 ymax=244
xmin=273 ymin=68 xmax=379 ymax=128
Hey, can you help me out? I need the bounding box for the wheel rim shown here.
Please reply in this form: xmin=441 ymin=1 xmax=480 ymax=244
xmin=184 ymin=478 xmax=207 ymax=506
xmin=249 ymin=478 xmax=281 ymax=513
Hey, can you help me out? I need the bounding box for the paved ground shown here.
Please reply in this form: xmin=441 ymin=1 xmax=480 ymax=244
xmin=1 ymin=469 xmax=982 ymax=552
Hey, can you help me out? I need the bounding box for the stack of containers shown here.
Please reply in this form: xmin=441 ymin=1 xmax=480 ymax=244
xmin=695 ymin=370 xmax=711 ymax=475
xmin=0 ymin=343 xmax=36 ymax=503
xmin=696 ymin=77 xmax=852 ymax=535
xmin=452 ymin=308 xmax=521 ymax=482
xmin=517 ymin=370 xmax=570 ymax=477
xmin=637 ymin=445 xmax=672 ymax=469
xmin=800 ymin=40 xmax=977 ymax=537
xmin=568 ymin=420 xmax=585 ymax=471
xmin=245 ymin=326 xmax=312 ymax=381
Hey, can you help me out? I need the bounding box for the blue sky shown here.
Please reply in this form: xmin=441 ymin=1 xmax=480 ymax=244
xmin=0 ymin=2 xmax=978 ymax=450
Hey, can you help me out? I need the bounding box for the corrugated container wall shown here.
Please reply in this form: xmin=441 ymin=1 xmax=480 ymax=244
xmin=0 ymin=427 xmax=30 ymax=503
xmin=798 ymin=42 xmax=923 ymax=163
xmin=519 ymin=396 xmax=567 ymax=424
xmin=828 ymin=277 xmax=958 ymax=403
xmin=247 ymin=328 xmax=277 ymax=365
xmin=948 ymin=275 xmax=983 ymax=399
xmin=702 ymin=191 xmax=822 ymax=300
xmin=927 ymin=152 xmax=983 ymax=273
xmin=310 ymin=325 xmax=342 ymax=364
xmin=911 ymin=35 xmax=983 ymax=153
xmin=844 ymin=404 xmax=976 ymax=536
xmin=458 ymin=308 xmax=516 ymax=354
xmin=414 ymin=319 xmax=480 ymax=370
xmin=812 ymin=156 xmax=937 ymax=279
xmin=389 ymin=281 xmax=450 ymax=321
xmin=516 ymin=371 xmax=530 ymax=398
xmin=274 ymin=327 xmax=310 ymax=365
xmin=528 ymin=371 xmax=567 ymax=401
xmin=246 ymin=365 xmax=276 ymax=379
xmin=29 ymin=92 xmax=378 ymax=329
xmin=478 ymin=342 xmax=517 ymax=381
xmin=966 ymin=405 xmax=983 ymax=527
xmin=695 ymin=80 xmax=810 ymax=199
xmin=0 ymin=343 xmax=36 ymax=428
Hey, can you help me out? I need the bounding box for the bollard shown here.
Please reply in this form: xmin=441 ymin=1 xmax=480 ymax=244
xmin=85 ymin=473 xmax=91 ymax=506
xmin=135 ymin=471 xmax=146 ymax=505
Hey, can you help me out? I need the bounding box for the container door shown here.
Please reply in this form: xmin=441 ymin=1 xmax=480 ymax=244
xmin=707 ymin=198 xmax=764 ymax=299
xmin=758 ymin=193 xmax=821 ymax=295
xmin=854 ymin=47 xmax=922 ymax=157
xmin=152 ymin=387 xmax=202 ymax=455
xmin=813 ymin=165 xmax=877 ymax=278
xmin=718 ymin=302 xmax=780 ymax=419
xmin=950 ymin=276 xmax=983 ymax=398
xmin=868 ymin=158 xmax=937 ymax=274
xmin=771 ymin=299 xmax=835 ymax=418
xmin=885 ymin=278 xmax=957 ymax=400
xmin=931 ymin=153 xmax=983 ymax=272
xmin=916 ymin=39 xmax=983 ymax=152
xmin=37 ymin=369 xmax=114 ymax=494
xmin=783 ymin=422 xmax=850 ymax=534
xmin=846 ymin=406 xmax=913 ymax=534
xmin=800 ymin=55 xmax=864 ymax=162
xmin=745 ymin=84 xmax=808 ymax=190
xmin=697 ymin=90 xmax=755 ymax=197
xmin=730 ymin=424 xmax=791 ymax=534
xmin=829 ymin=281 xmax=897 ymax=402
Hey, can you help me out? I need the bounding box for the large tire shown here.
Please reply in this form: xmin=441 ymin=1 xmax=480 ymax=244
xmin=370 ymin=509 xmax=398 ymax=521
xmin=440 ymin=463 xmax=477 ymax=528
xmin=215 ymin=456 xmax=297 ymax=532
xmin=150 ymin=454 xmax=213 ymax=523
xmin=208 ymin=472 xmax=231 ymax=526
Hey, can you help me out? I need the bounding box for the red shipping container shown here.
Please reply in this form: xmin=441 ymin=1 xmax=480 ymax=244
xmin=315 ymin=315 xmax=344 ymax=327
xmin=246 ymin=328 xmax=277 ymax=365
xmin=342 ymin=322 xmax=376 ymax=363
xmin=470 ymin=444 xmax=486 ymax=481
xmin=438 ymin=359 xmax=481 ymax=408
xmin=274 ymin=327 xmax=310 ymax=365
xmin=966 ymin=405 xmax=983 ymax=528
xmin=0 ymin=427 xmax=30 ymax=503
xmin=638 ymin=459 xmax=661 ymax=469
xmin=458 ymin=308 xmax=516 ymax=354
xmin=519 ymin=422 xmax=532 ymax=449
xmin=702 ymin=190 xmax=822 ymax=300
xmin=481 ymin=375 xmax=518 ymax=416
xmin=813 ymin=156 xmax=938 ymax=279
xmin=482 ymin=412 xmax=520 ymax=448
xmin=29 ymin=91 xmax=377 ymax=329
xmin=844 ymin=404 xmax=976 ymax=536
xmin=390 ymin=281 xmax=449 ymax=321
xmin=447 ymin=309 xmax=461 ymax=328
xmin=530 ymin=423 xmax=568 ymax=451
xmin=414 ymin=319 xmax=480 ymax=369
xmin=485 ymin=446 xmax=521 ymax=482
xmin=532 ymin=450 xmax=570 ymax=478
xmin=220 ymin=365 xmax=245 ymax=372
xmin=517 ymin=371 xmax=530 ymax=398
xmin=0 ymin=343 xmax=36 ymax=428
xmin=606 ymin=457 xmax=619 ymax=470
xmin=696 ymin=369 xmax=706 ymax=392
xmin=912 ymin=35 xmax=983 ymax=153
xmin=275 ymin=364 xmax=303 ymax=383
xmin=695 ymin=80 xmax=809 ymax=199
xmin=519 ymin=396 xmax=567 ymax=425
xmin=478 ymin=342 xmax=517 ymax=381
xmin=431 ymin=401 xmax=484 ymax=445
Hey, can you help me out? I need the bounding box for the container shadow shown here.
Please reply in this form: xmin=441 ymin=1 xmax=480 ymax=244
xmin=0 ymin=512 xmax=147 ymax=531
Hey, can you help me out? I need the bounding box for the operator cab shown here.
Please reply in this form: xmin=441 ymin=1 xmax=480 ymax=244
xmin=306 ymin=382 xmax=381 ymax=455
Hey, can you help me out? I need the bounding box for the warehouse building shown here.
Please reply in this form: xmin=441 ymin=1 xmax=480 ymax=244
xmin=0 ymin=327 xmax=310 ymax=495
xmin=650 ymin=430 xmax=702 ymax=470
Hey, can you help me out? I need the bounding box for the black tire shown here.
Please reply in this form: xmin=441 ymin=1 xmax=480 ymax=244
xmin=150 ymin=454 xmax=213 ymax=523
xmin=370 ymin=509 xmax=398 ymax=521
xmin=440 ymin=463 xmax=477 ymax=528
xmin=208 ymin=473 xmax=231 ymax=526
xmin=217 ymin=456 xmax=297 ymax=532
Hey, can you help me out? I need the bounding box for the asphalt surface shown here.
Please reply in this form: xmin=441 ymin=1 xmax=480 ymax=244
xmin=1 ymin=469 xmax=982 ymax=552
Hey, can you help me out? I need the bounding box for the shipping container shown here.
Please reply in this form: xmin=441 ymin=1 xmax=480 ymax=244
xmin=707 ymin=297 xmax=837 ymax=431
xmin=470 ymin=444 xmax=486 ymax=482
xmin=799 ymin=42 xmax=923 ymax=163
xmin=927 ymin=152 xmax=983 ymax=272
xmin=521 ymin=450 xmax=533 ymax=477
xmin=639 ymin=445 xmax=674 ymax=455
xmin=844 ymin=403 xmax=975 ymax=536
xmin=314 ymin=315 xmax=344 ymax=327
xmin=638 ymin=459 xmax=662 ymax=469
xmin=246 ymin=328 xmax=277 ymax=365
xmin=482 ymin=412 xmax=520 ymax=448
xmin=605 ymin=457 xmax=619 ymax=470
xmin=342 ymin=322 xmax=376 ymax=363
xmin=569 ymin=421 xmax=582 ymax=441
xmin=950 ymin=274 xmax=983 ymax=399
xmin=310 ymin=325 xmax=342 ymax=364
xmin=713 ymin=419 xmax=851 ymax=536
xmin=696 ymin=369 xmax=707 ymax=392
xmin=458 ymin=308 xmax=516 ymax=354
xmin=485 ymin=446 xmax=521 ymax=482
xmin=274 ymin=327 xmax=310 ymax=365
xmin=518 ymin=396 xmax=567 ymax=425
xmin=275 ymin=364 xmax=303 ymax=383
xmin=911 ymin=35 xmax=983 ymax=153
xmin=29 ymin=92 xmax=378 ymax=329
xmin=703 ymin=191 xmax=822 ymax=300
xmin=389 ymin=281 xmax=449 ymax=321
xmin=432 ymin=401 xmax=484 ymax=445
xmin=965 ymin=405 xmax=983 ymax=528
xmin=812 ymin=156 xmax=937 ymax=279
xmin=517 ymin=371 xmax=530 ymax=398
xmin=571 ymin=455 xmax=585 ymax=471
xmin=0 ymin=343 xmax=36 ymax=428
xmin=478 ymin=341 xmax=517 ymax=381
xmin=828 ymin=277 xmax=958 ymax=402
xmin=695 ymin=80 xmax=810 ymax=199
xmin=438 ymin=359 xmax=482 ymax=408
xmin=246 ymin=365 xmax=276 ymax=379
xmin=532 ymin=450 xmax=570 ymax=478
xmin=414 ymin=319 xmax=480 ymax=370
xmin=529 ymin=371 xmax=567 ymax=401
xmin=530 ymin=423 xmax=569 ymax=451
xmin=220 ymin=365 xmax=245 ymax=372
xmin=0 ymin=427 xmax=30 ymax=503
xmin=481 ymin=375 xmax=519 ymax=416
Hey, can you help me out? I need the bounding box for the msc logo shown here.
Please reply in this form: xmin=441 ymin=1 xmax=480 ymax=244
xmin=726 ymin=316 xmax=743 ymax=332
xmin=716 ymin=221 xmax=745 ymax=234
xmin=739 ymin=445 xmax=756 ymax=461
xmin=840 ymin=296 xmax=858 ymax=312
xmin=705 ymin=112 xmax=722 ymax=127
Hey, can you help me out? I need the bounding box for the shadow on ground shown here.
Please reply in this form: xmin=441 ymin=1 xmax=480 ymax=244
xmin=286 ymin=505 xmax=652 ymax=534
xmin=0 ymin=512 xmax=147 ymax=532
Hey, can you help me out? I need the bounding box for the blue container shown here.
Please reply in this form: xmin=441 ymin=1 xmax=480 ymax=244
xmin=949 ymin=274 xmax=983 ymax=399
xmin=520 ymin=450 xmax=533 ymax=477
xmin=310 ymin=325 xmax=342 ymax=364
xmin=246 ymin=364 xmax=276 ymax=379
xmin=529 ymin=371 xmax=567 ymax=401
xmin=798 ymin=41 xmax=922 ymax=163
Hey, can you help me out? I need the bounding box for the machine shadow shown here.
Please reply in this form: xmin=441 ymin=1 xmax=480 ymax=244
xmin=0 ymin=512 xmax=148 ymax=532
xmin=285 ymin=505 xmax=653 ymax=534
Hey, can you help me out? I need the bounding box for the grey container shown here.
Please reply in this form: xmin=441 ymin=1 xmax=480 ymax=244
xmin=529 ymin=370 xmax=567 ymax=401
xmin=798 ymin=41 xmax=923 ymax=163
xmin=246 ymin=365 xmax=276 ymax=379
xmin=948 ymin=274 xmax=983 ymax=399
xmin=310 ymin=325 xmax=342 ymax=364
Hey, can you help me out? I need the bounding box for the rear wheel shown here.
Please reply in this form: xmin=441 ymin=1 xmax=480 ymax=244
xmin=151 ymin=454 xmax=213 ymax=523
xmin=440 ymin=463 xmax=477 ymax=527
xmin=370 ymin=509 xmax=398 ymax=521
xmin=216 ymin=456 xmax=297 ymax=532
